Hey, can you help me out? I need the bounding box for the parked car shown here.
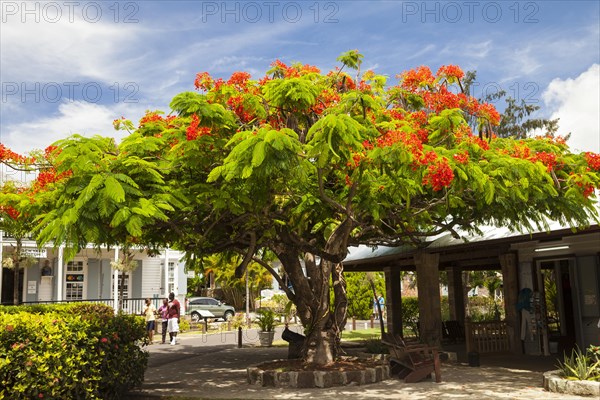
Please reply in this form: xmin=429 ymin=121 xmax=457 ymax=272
xmin=187 ymin=297 xmax=235 ymax=322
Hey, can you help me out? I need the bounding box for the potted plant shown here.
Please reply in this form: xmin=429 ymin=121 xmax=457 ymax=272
xmin=256 ymin=308 xmax=277 ymax=347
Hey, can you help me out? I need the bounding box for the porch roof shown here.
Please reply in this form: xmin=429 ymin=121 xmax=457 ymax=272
xmin=343 ymin=218 xmax=600 ymax=270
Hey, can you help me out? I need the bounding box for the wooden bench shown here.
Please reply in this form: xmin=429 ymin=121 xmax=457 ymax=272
xmin=382 ymin=333 xmax=442 ymax=383
xmin=442 ymin=320 xmax=465 ymax=343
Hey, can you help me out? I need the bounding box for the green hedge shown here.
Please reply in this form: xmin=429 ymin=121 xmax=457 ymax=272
xmin=0 ymin=303 xmax=148 ymax=400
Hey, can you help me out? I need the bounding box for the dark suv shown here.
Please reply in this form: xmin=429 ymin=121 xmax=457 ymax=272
xmin=187 ymin=297 xmax=235 ymax=322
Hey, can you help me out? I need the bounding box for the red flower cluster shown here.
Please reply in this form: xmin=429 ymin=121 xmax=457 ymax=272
xmin=509 ymin=142 xmax=531 ymax=159
xmin=44 ymin=145 xmax=58 ymax=159
xmin=313 ymin=89 xmax=341 ymax=115
xmin=436 ymin=65 xmax=465 ymax=80
xmin=461 ymin=135 xmax=490 ymax=151
xmin=421 ymin=86 xmax=466 ymax=112
xmin=347 ymin=153 xmax=361 ymax=169
xmin=270 ymin=60 xmax=301 ymax=78
xmin=477 ymin=103 xmax=501 ymax=126
xmin=186 ymin=115 xmax=212 ymax=141
xmin=398 ymin=66 xmax=434 ymax=91
xmin=139 ymin=113 xmax=163 ymax=126
xmin=408 ymin=110 xmax=428 ymax=127
xmin=139 ymin=112 xmax=176 ymax=130
xmin=377 ymin=129 xmax=423 ymax=150
xmin=227 ymin=71 xmax=251 ymax=88
xmin=575 ymin=180 xmax=595 ymax=198
xmin=194 ymin=72 xmax=214 ymax=91
xmin=3 ymin=206 xmax=20 ymax=220
xmin=422 ymin=158 xmax=454 ymax=191
xmin=530 ymin=151 xmax=558 ymax=171
xmin=33 ymin=169 xmax=67 ymax=192
xmin=227 ymin=95 xmax=254 ymax=123
xmin=416 ymin=150 xmax=438 ymax=166
xmin=584 ymin=152 xmax=600 ymax=171
xmin=453 ymin=151 xmax=469 ymax=164
xmin=0 ymin=144 xmax=29 ymax=164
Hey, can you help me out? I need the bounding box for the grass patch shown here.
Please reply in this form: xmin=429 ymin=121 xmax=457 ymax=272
xmin=340 ymin=328 xmax=381 ymax=341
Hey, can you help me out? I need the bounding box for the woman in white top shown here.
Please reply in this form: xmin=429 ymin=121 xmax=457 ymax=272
xmin=143 ymin=298 xmax=157 ymax=344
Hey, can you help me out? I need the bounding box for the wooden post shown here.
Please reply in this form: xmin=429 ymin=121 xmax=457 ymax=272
xmin=446 ymin=265 xmax=465 ymax=323
xmin=384 ymin=267 xmax=403 ymax=337
xmin=414 ymin=252 xmax=442 ymax=347
xmin=500 ymin=253 xmax=522 ymax=355
xmin=464 ymin=317 xmax=472 ymax=354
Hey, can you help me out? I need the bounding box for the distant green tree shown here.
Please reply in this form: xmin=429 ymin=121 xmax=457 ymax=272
xmin=187 ymin=254 xmax=272 ymax=310
xmin=463 ymin=71 xmax=561 ymax=140
xmin=344 ymin=272 xmax=384 ymax=319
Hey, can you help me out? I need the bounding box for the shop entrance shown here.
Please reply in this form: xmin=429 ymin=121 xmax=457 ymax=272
xmin=537 ymin=259 xmax=577 ymax=355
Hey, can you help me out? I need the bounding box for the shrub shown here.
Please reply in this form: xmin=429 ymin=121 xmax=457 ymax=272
xmin=230 ymin=313 xmax=247 ymax=329
xmin=255 ymin=308 xmax=277 ymax=332
xmin=557 ymin=345 xmax=600 ymax=381
xmin=179 ymin=318 xmax=191 ymax=332
xmin=364 ymin=338 xmax=389 ymax=354
xmin=401 ymin=297 xmax=420 ymax=337
xmin=0 ymin=303 xmax=148 ymax=399
xmin=468 ymin=296 xmax=504 ymax=322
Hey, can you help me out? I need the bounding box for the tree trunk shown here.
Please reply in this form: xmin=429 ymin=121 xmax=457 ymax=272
xmin=304 ymin=257 xmax=334 ymax=364
xmin=462 ymin=271 xmax=471 ymax=317
xmin=119 ymin=271 xmax=126 ymax=311
xmin=331 ymin=262 xmax=348 ymax=354
xmin=13 ymin=238 xmax=22 ymax=305
xmin=273 ymin=218 xmax=354 ymax=365
xmin=368 ymin=278 xmax=385 ymax=338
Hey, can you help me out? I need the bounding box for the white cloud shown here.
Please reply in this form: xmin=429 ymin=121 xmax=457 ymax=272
xmin=2 ymin=101 xmax=147 ymax=155
xmin=1 ymin=18 xmax=144 ymax=84
xmin=542 ymin=64 xmax=600 ymax=153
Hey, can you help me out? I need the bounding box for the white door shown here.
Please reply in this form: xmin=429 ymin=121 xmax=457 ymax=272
xmin=38 ymin=276 xmax=54 ymax=302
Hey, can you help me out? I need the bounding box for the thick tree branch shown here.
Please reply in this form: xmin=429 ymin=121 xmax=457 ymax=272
xmin=251 ymin=255 xmax=296 ymax=302
xmin=234 ymin=231 xmax=257 ymax=278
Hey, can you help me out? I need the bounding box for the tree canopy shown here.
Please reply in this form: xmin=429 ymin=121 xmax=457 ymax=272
xmin=3 ymin=51 xmax=600 ymax=362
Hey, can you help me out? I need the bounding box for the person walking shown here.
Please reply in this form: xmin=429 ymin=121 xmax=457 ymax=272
xmin=157 ymin=297 xmax=169 ymax=344
xmin=143 ymin=298 xmax=157 ymax=344
xmin=167 ymin=292 xmax=181 ymax=345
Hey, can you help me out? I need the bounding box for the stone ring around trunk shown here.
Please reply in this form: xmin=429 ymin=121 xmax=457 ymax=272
xmin=247 ymin=357 xmax=391 ymax=388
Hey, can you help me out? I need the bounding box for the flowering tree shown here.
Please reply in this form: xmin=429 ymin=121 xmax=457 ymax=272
xmin=0 ymin=146 xmax=63 ymax=304
xmin=40 ymin=51 xmax=600 ymax=364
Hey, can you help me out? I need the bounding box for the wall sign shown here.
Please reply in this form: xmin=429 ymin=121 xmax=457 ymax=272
xmin=27 ymin=281 xmax=37 ymax=294
xmin=21 ymin=248 xmax=47 ymax=258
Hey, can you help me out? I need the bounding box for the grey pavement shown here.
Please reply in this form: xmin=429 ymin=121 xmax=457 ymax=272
xmin=126 ymin=326 xmax=587 ymax=400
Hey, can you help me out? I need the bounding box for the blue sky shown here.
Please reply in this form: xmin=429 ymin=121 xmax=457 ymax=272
xmin=1 ymin=0 xmax=599 ymax=156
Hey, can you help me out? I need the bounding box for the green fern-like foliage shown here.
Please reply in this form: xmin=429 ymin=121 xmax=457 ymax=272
xmin=557 ymin=346 xmax=600 ymax=381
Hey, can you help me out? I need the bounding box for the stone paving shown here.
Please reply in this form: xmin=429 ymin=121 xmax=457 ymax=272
xmin=126 ymin=328 xmax=590 ymax=400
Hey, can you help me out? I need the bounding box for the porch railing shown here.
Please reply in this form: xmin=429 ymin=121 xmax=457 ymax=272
xmin=464 ymin=318 xmax=510 ymax=354
xmin=19 ymin=297 xmax=165 ymax=315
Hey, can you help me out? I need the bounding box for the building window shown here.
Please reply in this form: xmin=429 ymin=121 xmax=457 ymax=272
xmin=65 ymin=260 xmax=85 ymax=300
xmin=167 ymin=261 xmax=175 ymax=294
xmin=114 ymin=272 xmax=130 ymax=299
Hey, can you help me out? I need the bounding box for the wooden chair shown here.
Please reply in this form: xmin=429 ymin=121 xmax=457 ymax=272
xmin=381 ymin=333 xmax=442 ymax=383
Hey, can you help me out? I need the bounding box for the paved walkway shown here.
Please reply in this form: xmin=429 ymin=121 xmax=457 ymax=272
xmin=126 ymin=327 xmax=586 ymax=400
